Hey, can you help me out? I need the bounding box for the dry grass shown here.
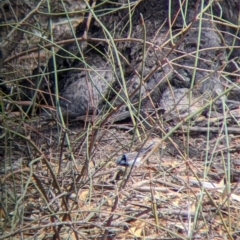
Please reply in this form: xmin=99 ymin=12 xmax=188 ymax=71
xmin=1 ymin=110 xmax=240 ymax=239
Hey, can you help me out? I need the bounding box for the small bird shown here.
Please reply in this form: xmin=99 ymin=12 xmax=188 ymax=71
xmin=116 ymin=142 xmax=158 ymax=167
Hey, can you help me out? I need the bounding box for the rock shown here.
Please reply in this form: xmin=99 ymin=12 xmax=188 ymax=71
xmin=107 ymin=74 xmax=147 ymax=110
xmin=58 ymin=53 xmax=116 ymax=117
xmin=159 ymin=87 xmax=203 ymax=121
xmin=58 ymin=55 xmax=148 ymax=118
xmin=200 ymin=72 xmax=227 ymax=108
